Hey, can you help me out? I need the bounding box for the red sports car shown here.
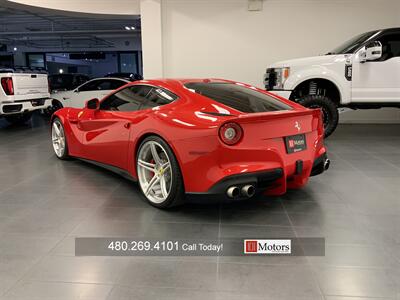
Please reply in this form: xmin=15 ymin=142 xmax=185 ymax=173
xmin=51 ymin=79 xmax=329 ymax=208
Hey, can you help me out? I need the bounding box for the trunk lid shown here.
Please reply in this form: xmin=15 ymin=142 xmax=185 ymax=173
xmin=234 ymin=109 xmax=322 ymax=141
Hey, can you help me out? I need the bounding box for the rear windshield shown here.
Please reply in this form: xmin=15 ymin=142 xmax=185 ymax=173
xmin=184 ymin=82 xmax=292 ymax=113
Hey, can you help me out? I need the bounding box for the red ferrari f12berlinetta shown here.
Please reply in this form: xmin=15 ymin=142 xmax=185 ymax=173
xmin=51 ymin=79 xmax=329 ymax=208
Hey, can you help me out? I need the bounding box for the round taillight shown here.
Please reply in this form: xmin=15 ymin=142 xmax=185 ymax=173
xmin=219 ymin=122 xmax=243 ymax=145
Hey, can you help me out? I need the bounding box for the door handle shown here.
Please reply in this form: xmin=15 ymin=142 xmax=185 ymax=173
xmin=124 ymin=122 xmax=131 ymax=129
xmin=70 ymin=119 xmax=78 ymax=124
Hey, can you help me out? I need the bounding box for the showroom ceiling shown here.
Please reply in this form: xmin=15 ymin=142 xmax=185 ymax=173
xmin=0 ymin=6 xmax=140 ymax=49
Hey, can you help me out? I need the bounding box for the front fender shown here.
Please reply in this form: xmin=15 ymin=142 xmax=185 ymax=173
xmin=52 ymin=108 xmax=82 ymax=156
xmin=284 ymin=67 xmax=351 ymax=104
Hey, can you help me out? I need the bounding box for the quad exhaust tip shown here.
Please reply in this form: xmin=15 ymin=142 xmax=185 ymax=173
xmin=226 ymin=186 xmax=240 ymax=198
xmin=226 ymin=184 xmax=255 ymax=198
xmin=241 ymin=184 xmax=255 ymax=198
xmin=324 ymin=158 xmax=330 ymax=171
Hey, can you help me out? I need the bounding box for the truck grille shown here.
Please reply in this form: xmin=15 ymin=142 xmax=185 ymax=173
xmin=265 ymin=68 xmax=277 ymax=90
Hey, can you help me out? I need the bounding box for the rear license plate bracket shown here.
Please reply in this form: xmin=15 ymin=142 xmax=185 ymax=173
xmin=285 ymin=134 xmax=307 ymax=154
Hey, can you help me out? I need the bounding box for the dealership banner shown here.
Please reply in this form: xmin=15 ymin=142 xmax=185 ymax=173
xmin=75 ymin=237 xmax=325 ymax=256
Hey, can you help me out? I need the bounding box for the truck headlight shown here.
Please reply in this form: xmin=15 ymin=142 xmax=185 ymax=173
xmin=264 ymin=67 xmax=290 ymax=90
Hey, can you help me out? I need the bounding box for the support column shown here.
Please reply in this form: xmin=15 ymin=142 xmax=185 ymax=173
xmin=140 ymin=0 xmax=163 ymax=78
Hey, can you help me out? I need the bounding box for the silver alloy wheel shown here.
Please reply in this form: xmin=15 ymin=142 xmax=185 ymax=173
xmin=137 ymin=141 xmax=172 ymax=204
xmin=52 ymin=120 xmax=66 ymax=157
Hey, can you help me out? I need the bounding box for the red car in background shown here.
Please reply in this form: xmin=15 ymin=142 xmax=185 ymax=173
xmin=51 ymin=79 xmax=329 ymax=208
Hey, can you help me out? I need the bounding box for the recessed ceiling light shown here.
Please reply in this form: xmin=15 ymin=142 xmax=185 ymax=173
xmin=131 ymin=26 xmax=135 ymax=30
xmin=13 ymin=47 xmax=17 ymax=51
xmin=124 ymin=26 xmax=131 ymax=30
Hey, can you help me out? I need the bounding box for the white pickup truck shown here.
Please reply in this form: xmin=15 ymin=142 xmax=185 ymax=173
xmin=0 ymin=68 xmax=51 ymax=124
xmin=264 ymin=27 xmax=400 ymax=137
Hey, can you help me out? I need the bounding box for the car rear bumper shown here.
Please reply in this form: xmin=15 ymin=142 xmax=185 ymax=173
xmin=0 ymin=98 xmax=52 ymax=115
xmin=187 ymin=168 xmax=283 ymax=201
xmin=186 ymin=152 xmax=329 ymax=202
xmin=310 ymin=152 xmax=330 ymax=176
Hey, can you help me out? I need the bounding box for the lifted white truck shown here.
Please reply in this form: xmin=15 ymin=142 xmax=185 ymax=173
xmin=0 ymin=68 xmax=51 ymax=124
xmin=264 ymin=27 xmax=400 ymax=137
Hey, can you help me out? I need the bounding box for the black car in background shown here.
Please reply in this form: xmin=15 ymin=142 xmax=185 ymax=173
xmin=49 ymin=74 xmax=90 ymax=92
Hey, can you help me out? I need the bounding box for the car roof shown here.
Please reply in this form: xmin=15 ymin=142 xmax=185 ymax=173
xmin=126 ymin=78 xmax=263 ymax=95
xmin=88 ymin=77 xmax=130 ymax=82
xmin=125 ymin=78 xmax=272 ymax=99
xmin=124 ymin=79 xmax=232 ymax=95
xmin=128 ymin=78 xmax=236 ymax=88
xmin=112 ymin=78 xmax=300 ymax=111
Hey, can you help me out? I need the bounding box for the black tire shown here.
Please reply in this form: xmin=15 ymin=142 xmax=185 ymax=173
xmin=45 ymin=100 xmax=63 ymax=116
xmin=51 ymin=117 xmax=70 ymax=160
xmin=136 ymin=136 xmax=185 ymax=208
xmin=4 ymin=112 xmax=33 ymax=125
xmin=297 ymin=95 xmax=339 ymax=138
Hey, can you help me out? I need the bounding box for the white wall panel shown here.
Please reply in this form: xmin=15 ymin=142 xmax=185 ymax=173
xmin=140 ymin=0 xmax=164 ymax=78
xmin=161 ymin=0 xmax=400 ymax=123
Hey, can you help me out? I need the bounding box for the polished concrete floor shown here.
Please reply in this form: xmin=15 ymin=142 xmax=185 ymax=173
xmin=0 ymin=113 xmax=399 ymax=300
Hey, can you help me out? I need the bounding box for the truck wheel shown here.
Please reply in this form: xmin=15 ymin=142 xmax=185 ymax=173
xmin=45 ymin=100 xmax=63 ymax=116
xmin=4 ymin=112 xmax=33 ymax=125
xmin=297 ymin=95 xmax=339 ymax=138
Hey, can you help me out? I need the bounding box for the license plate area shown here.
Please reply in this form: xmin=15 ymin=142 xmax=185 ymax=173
xmin=285 ymin=134 xmax=307 ymax=154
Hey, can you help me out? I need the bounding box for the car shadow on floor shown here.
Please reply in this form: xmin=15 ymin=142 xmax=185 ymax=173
xmin=74 ymin=156 xmax=323 ymax=216
xmin=0 ymin=112 xmax=50 ymax=134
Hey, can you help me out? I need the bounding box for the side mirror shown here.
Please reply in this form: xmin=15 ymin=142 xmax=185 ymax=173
xmin=363 ymin=41 xmax=382 ymax=62
xmin=85 ymin=98 xmax=100 ymax=110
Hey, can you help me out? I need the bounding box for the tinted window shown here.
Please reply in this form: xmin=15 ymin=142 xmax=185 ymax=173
xmin=109 ymin=79 xmax=127 ymax=90
xmin=141 ymin=87 xmax=178 ymax=109
xmin=78 ymin=80 xmax=99 ymax=92
xmin=328 ymin=30 xmax=379 ymax=54
xmin=78 ymin=79 xmax=126 ymax=92
xmin=95 ymin=80 xmax=125 ymax=91
xmin=184 ymin=82 xmax=292 ymax=113
xmin=100 ymin=85 xmax=152 ymax=111
xmin=376 ymin=33 xmax=400 ymax=60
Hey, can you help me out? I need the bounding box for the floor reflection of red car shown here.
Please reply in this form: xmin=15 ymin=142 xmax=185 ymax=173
xmin=51 ymin=79 xmax=329 ymax=208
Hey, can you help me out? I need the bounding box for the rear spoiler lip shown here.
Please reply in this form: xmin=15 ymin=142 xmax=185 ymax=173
xmin=201 ymin=108 xmax=319 ymax=120
xmin=234 ymin=108 xmax=320 ymax=123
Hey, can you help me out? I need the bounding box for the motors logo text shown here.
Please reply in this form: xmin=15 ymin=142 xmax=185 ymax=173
xmin=244 ymin=239 xmax=291 ymax=254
